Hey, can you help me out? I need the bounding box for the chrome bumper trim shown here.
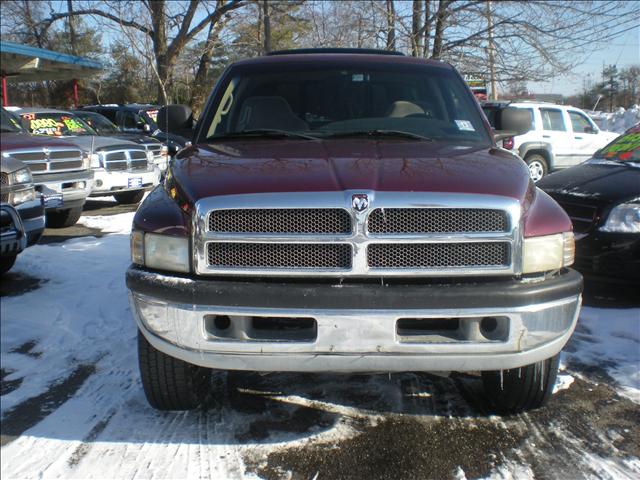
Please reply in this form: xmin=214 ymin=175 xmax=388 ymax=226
xmin=131 ymin=292 xmax=581 ymax=372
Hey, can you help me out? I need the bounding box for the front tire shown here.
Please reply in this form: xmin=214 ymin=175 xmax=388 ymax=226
xmin=46 ymin=207 xmax=83 ymax=228
xmin=525 ymin=154 xmax=548 ymax=183
xmin=0 ymin=254 xmax=17 ymax=274
xmin=138 ymin=331 xmax=211 ymax=410
xmin=114 ymin=190 xmax=144 ymax=205
xmin=482 ymin=354 xmax=560 ymax=414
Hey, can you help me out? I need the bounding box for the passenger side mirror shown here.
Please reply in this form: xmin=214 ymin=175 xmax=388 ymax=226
xmin=584 ymin=126 xmax=597 ymax=134
xmin=493 ymin=107 xmax=531 ymax=141
xmin=157 ymin=105 xmax=194 ymax=137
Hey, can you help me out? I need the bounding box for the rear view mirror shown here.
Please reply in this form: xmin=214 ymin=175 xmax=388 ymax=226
xmin=494 ymin=107 xmax=531 ymax=141
xmin=157 ymin=105 xmax=194 ymax=138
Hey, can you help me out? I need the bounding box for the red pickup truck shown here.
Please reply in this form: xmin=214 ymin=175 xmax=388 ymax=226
xmin=126 ymin=49 xmax=582 ymax=414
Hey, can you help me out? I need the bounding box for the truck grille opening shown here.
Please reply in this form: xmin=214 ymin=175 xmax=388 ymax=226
xmin=367 ymin=242 xmax=509 ymax=269
xmin=207 ymin=242 xmax=352 ymax=269
xmin=368 ymin=208 xmax=508 ymax=234
xmin=208 ymin=208 xmax=352 ymax=234
xmin=397 ymin=316 xmax=509 ymax=343
xmin=103 ymin=150 xmax=148 ymax=172
xmin=0 ymin=172 xmax=8 ymax=186
xmin=7 ymin=149 xmax=83 ymax=173
xmin=204 ymin=315 xmax=317 ymax=342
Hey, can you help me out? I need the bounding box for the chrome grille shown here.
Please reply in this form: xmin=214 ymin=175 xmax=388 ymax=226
xmin=368 ymin=208 xmax=508 ymax=234
xmin=103 ymin=149 xmax=148 ymax=172
xmin=207 ymin=243 xmax=352 ymax=269
xmin=5 ymin=148 xmax=84 ymax=174
xmin=195 ymin=192 xmax=521 ymax=277
xmin=209 ymin=209 xmax=352 ymax=234
xmin=368 ymin=243 xmax=510 ymax=269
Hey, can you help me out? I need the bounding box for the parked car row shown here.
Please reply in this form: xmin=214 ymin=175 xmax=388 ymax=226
xmin=482 ymin=101 xmax=619 ymax=182
xmin=0 ymin=104 xmax=186 ymax=273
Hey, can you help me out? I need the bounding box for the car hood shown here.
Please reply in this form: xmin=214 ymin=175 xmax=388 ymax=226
xmin=171 ymin=139 xmax=532 ymax=204
xmin=538 ymin=161 xmax=640 ymax=205
xmin=0 ymin=131 xmax=79 ymax=151
xmin=53 ymin=135 xmax=146 ymax=153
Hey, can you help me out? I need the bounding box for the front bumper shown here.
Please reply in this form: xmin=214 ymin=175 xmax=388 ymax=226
xmin=15 ymin=197 xmax=46 ymax=245
xmin=90 ymin=166 xmax=160 ymax=196
xmin=33 ymin=170 xmax=93 ymax=211
xmin=127 ymin=267 xmax=583 ymax=373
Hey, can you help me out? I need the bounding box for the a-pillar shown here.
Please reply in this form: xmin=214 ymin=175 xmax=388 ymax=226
xmin=1 ymin=75 xmax=7 ymax=107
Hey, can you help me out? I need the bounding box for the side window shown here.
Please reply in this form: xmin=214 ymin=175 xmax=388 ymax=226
xmin=569 ymin=111 xmax=594 ymax=133
xmin=99 ymin=110 xmax=117 ymax=123
xmin=121 ymin=111 xmax=137 ymax=129
xmin=521 ymin=109 xmax=535 ymax=130
xmin=540 ymin=108 xmax=566 ymax=131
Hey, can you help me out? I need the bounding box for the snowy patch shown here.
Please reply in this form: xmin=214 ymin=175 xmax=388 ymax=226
xmin=77 ymin=212 xmax=135 ymax=234
xmin=482 ymin=461 xmax=534 ymax=479
xmin=587 ymin=105 xmax=640 ymax=133
xmin=566 ymin=306 xmax=640 ymax=402
xmin=553 ymin=374 xmax=575 ymax=394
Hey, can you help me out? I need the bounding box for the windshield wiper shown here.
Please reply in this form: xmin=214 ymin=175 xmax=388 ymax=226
xmin=208 ymin=129 xmax=319 ymax=141
xmin=320 ymin=129 xmax=433 ymax=141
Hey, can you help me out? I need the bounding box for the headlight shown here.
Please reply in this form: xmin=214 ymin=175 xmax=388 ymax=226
xmin=600 ymin=202 xmax=640 ymax=233
xmin=12 ymin=168 xmax=32 ymax=184
xmin=522 ymin=232 xmax=574 ymax=274
xmin=85 ymin=153 xmax=101 ymax=168
xmin=131 ymin=231 xmax=189 ymax=273
xmin=9 ymin=188 xmax=36 ymax=205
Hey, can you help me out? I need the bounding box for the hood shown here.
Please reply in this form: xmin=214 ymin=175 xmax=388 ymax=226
xmin=0 ymin=131 xmax=79 ymax=151
xmin=538 ymin=162 xmax=640 ymax=205
xmin=171 ymin=139 xmax=532 ymax=204
xmin=0 ymin=154 xmax=27 ymax=174
xmin=54 ymin=135 xmax=146 ymax=153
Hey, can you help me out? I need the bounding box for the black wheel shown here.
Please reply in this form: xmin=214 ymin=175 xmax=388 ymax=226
xmin=113 ymin=190 xmax=144 ymax=205
xmin=524 ymin=154 xmax=548 ymax=183
xmin=0 ymin=254 xmax=17 ymax=274
xmin=138 ymin=331 xmax=211 ymax=410
xmin=482 ymin=354 xmax=560 ymax=414
xmin=46 ymin=207 xmax=83 ymax=228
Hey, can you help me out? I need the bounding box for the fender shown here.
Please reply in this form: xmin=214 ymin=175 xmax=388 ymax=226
xmin=518 ymin=142 xmax=556 ymax=170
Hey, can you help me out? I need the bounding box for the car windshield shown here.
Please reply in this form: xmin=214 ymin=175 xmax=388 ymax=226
xmin=141 ymin=109 xmax=159 ymax=129
xmin=1 ymin=108 xmax=24 ymax=133
xmin=76 ymin=112 xmax=119 ymax=134
xmin=593 ymin=130 xmax=640 ymax=162
xmin=203 ymin=64 xmax=491 ymax=145
xmin=20 ymin=111 xmax=96 ymax=137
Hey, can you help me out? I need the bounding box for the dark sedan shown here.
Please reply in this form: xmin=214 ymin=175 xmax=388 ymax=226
xmin=538 ymin=125 xmax=639 ymax=285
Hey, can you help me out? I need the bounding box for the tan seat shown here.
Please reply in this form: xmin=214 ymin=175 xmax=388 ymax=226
xmin=385 ymin=100 xmax=426 ymax=118
xmin=238 ymin=96 xmax=308 ymax=131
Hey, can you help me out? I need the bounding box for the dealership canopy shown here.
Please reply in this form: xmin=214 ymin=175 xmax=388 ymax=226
xmin=0 ymin=40 xmax=104 ymax=106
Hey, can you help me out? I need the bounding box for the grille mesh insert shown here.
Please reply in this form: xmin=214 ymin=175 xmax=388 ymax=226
xmin=209 ymin=209 xmax=352 ymax=234
xmin=368 ymin=208 xmax=508 ymax=234
xmin=0 ymin=172 xmax=8 ymax=186
xmin=208 ymin=243 xmax=352 ymax=269
xmin=368 ymin=242 xmax=509 ymax=269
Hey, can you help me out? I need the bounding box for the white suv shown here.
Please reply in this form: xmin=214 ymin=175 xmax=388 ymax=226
xmin=483 ymin=102 xmax=619 ymax=182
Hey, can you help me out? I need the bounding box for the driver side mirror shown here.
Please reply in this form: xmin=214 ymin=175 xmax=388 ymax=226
xmin=493 ymin=107 xmax=531 ymax=141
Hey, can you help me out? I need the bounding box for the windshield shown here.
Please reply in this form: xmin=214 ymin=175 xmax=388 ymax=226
xmin=1 ymin=108 xmax=24 ymax=133
xmin=20 ymin=112 xmax=96 ymax=137
xmin=203 ymin=64 xmax=491 ymax=145
xmin=143 ymin=108 xmax=159 ymax=126
xmin=593 ymin=130 xmax=640 ymax=162
xmin=76 ymin=112 xmax=119 ymax=134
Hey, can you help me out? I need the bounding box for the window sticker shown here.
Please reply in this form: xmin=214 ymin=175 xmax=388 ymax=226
xmin=455 ymin=119 xmax=475 ymax=131
xmin=146 ymin=109 xmax=159 ymax=122
xmin=601 ymin=133 xmax=640 ymax=159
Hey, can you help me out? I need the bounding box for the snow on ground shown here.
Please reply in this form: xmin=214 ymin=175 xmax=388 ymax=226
xmin=1 ymin=211 xmax=639 ymax=479
xmin=587 ymin=104 xmax=640 ymax=133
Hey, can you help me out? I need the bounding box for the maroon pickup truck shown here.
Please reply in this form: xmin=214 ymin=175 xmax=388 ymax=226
xmin=126 ymin=49 xmax=582 ymax=413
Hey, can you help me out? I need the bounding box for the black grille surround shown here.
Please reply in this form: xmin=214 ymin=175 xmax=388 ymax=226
xmin=367 ymin=242 xmax=510 ymax=269
xmin=368 ymin=208 xmax=508 ymax=234
xmin=208 ymin=243 xmax=352 ymax=269
xmin=208 ymin=208 xmax=352 ymax=234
